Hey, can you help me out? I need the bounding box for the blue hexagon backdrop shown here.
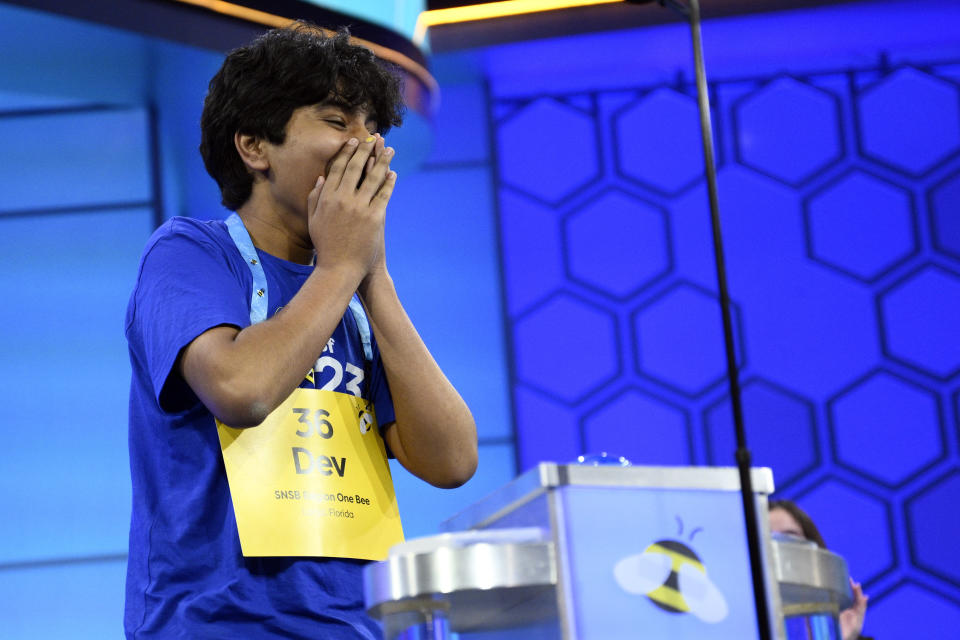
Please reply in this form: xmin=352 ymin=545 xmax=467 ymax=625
xmin=491 ymin=59 xmax=960 ymax=633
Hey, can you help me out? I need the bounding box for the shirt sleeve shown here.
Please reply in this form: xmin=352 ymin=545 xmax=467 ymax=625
xmin=128 ymin=220 xmax=250 ymax=413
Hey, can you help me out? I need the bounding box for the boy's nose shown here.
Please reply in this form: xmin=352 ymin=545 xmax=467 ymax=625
xmin=347 ymin=122 xmax=374 ymax=140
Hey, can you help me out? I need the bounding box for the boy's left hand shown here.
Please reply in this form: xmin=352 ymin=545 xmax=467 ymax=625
xmin=362 ymin=134 xmax=394 ymax=284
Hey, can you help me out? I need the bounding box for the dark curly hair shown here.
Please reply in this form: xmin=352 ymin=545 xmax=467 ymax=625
xmin=200 ymin=23 xmax=405 ymax=211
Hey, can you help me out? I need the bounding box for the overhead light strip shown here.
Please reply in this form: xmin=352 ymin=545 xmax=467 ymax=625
xmin=169 ymin=0 xmax=438 ymax=94
xmin=414 ymin=0 xmax=623 ymax=44
xmin=173 ymin=0 xmax=292 ymax=28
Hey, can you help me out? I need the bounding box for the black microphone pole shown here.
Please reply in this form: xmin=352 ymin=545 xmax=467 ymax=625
xmin=624 ymin=1 xmax=774 ymax=638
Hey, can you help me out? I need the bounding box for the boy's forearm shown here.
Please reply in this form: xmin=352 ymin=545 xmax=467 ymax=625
xmin=181 ymin=264 xmax=362 ymax=427
xmin=358 ymin=271 xmax=478 ymax=488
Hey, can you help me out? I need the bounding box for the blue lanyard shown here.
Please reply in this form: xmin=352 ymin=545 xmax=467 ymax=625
xmin=224 ymin=213 xmax=372 ymax=362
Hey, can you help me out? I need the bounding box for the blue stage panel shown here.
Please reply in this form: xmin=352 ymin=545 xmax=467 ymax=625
xmin=879 ymin=265 xmax=960 ymax=379
xmin=868 ymin=581 xmax=960 ymax=638
xmin=484 ymin=4 xmax=960 ymax=631
xmin=583 ymin=388 xmax=691 ymax=466
xmin=0 ymin=559 xmax=127 ymax=640
xmin=705 ymin=379 xmax=819 ymax=490
xmin=857 ymin=68 xmax=960 ymax=177
xmin=615 ymin=88 xmax=704 ymax=194
xmin=829 ymin=371 xmax=945 ymax=487
xmin=1 ymin=108 xmax=151 ymax=212
xmin=513 ymin=293 xmax=620 ymax=404
xmin=929 ymin=169 xmax=960 ymax=261
xmin=0 ymin=208 xmax=152 ymax=562
xmin=424 ymin=82 xmax=489 ymax=166
xmin=497 ymin=97 xmax=600 ymax=206
xmin=564 ymin=189 xmax=670 ymax=299
xmin=632 ymin=283 xmax=741 ymax=397
xmin=514 ymin=386 xmax=583 ymax=468
xmin=386 ymin=165 xmax=511 ymax=441
xmin=734 ymin=77 xmax=843 ymax=186
xmin=804 ymin=169 xmax=918 ymax=282
xmin=906 ymin=470 xmax=960 ymax=586
xmin=498 ymin=190 xmax=568 ymax=317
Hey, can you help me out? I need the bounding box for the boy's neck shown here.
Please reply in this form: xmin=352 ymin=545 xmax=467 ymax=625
xmin=235 ymin=198 xmax=314 ymax=266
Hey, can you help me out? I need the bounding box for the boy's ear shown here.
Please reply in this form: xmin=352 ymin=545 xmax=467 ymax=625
xmin=234 ymin=132 xmax=270 ymax=172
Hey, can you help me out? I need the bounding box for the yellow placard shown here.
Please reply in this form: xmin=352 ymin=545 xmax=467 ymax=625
xmin=216 ymin=388 xmax=403 ymax=560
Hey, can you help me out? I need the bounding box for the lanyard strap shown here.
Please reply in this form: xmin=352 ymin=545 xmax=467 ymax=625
xmin=224 ymin=213 xmax=372 ymax=362
xmin=225 ymin=213 xmax=269 ymax=325
xmin=348 ymin=298 xmax=373 ymax=364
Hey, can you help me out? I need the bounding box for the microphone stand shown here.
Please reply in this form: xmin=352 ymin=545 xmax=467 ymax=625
xmin=625 ymin=1 xmax=773 ymax=638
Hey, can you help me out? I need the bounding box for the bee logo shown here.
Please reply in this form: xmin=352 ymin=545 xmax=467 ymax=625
xmin=357 ymin=400 xmax=374 ymax=434
xmin=613 ymin=518 xmax=728 ymax=623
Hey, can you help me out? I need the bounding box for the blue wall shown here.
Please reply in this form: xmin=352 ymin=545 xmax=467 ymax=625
xmin=0 ymin=7 xmax=160 ymax=636
xmin=484 ymin=0 xmax=960 ymax=636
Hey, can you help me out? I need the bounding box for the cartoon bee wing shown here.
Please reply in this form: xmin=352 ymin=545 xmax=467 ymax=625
xmin=677 ymin=563 xmax=728 ymax=623
xmin=613 ymin=551 xmax=673 ymax=595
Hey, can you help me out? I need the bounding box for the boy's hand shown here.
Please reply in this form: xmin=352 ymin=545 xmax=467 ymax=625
xmin=364 ymin=134 xmax=394 ymax=281
xmin=306 ymin=134 xmax=396 ymax=281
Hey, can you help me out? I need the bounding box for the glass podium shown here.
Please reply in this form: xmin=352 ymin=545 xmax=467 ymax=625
xmin=364 ymin=463 xmax=852 ymax=639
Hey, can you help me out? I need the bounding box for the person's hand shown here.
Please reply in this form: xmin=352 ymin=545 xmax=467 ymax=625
xmin=840 ymin=578 xmax=868 ymax=640
xmin=306 ymin=134 xmax=396 ymax=280
xmin=363 ymin=134 xmax=393 ymax=282
xmin=356 ymin=135 xmax=397 ymax=300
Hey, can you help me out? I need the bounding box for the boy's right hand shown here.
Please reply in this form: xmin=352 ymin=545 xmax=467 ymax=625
xmin=306 ymin=134 xmax=396 ymax=281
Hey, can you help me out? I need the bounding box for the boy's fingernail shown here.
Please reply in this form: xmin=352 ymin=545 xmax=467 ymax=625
xmin=348 ymin=138 xmax=359 ymax=146
xmin=315 ymin=175 xmax=324 ymax=187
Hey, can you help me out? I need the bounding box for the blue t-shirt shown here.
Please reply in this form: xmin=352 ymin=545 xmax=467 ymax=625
xmin=124 ymin=216 xmax=395 ymax=639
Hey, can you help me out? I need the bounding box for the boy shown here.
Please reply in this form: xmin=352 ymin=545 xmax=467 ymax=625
xmin=124 ymin=23 xmax=477 ymax=638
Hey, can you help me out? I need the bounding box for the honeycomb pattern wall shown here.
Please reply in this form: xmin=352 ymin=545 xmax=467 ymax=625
xmin=491 ymin=61 xmax=960 ymax=633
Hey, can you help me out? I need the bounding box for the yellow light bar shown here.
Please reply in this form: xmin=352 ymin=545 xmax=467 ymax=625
xmin=168 ymin=0 xmax=438 ymax=95
xmin=414 ymin=0 xmax=623 ymax=44
xmin=174 ymin=0 xmax=293 ymax=28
